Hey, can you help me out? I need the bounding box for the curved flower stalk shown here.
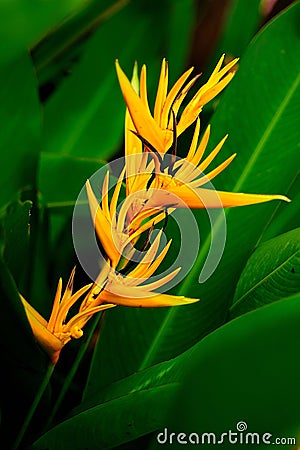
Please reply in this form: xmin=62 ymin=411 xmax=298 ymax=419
xmin=20 ymin=268 xmax=115 ymax=364
xmin=116 ymin=59 xmax=290 ymax=211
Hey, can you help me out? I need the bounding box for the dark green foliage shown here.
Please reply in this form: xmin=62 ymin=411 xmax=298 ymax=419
xmin=0 ymin=1 xmax=299 ymax=449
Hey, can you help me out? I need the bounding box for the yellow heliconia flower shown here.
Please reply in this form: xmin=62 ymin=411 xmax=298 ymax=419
xmin=116 ymin=59 xmax=290 ymax=210
xmin=87 ymin=229 xmax=198 ymax=308
xmin=116 ymin=55 xmax=238 ymax=154
xmin=20 ymin=268 xmax=115 ymax=364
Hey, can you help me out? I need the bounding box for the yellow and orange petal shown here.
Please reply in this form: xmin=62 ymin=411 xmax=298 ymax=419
xmin=21 ymin=294 xmax=63 ymax=364
xmin=20 ymin=270 xmax=115 ymax=364
xmin=116 ymin=55 xmax=238 ymax=154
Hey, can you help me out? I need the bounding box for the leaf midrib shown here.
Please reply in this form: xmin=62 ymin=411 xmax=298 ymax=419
xmin=234 ymin=71 xmax=300 ymax=191
xmin=231 ymin=248 xmax=300 ymax=310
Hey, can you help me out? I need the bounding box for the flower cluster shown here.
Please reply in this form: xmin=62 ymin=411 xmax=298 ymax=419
xmin=21 ymin=56 xmax=289 ymax=364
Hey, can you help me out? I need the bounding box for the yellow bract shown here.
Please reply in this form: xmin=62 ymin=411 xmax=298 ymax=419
xmin=20 ymin=268 xmax=115 ymax=364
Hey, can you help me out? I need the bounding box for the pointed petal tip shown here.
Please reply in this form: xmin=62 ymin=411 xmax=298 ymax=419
xmin=115 ymin=59 xmax=124 ymax=77
xmin=162 ymin=295 xmax=200 ymax=307
xmin=180 ymin=297 xmax=199 ymax=304
xmin=214 ymin=190 xmax=292 ymax=208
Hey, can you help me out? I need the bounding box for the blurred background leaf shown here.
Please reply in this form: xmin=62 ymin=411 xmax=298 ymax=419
xmin=0 ymin=52 xmax=40 ymax=211
xmin=42 ymin=0 xmax=196 ymax=162
xmin=212 ymin=0 xmax=262 ymax=59
xmin=32 ymin=0 xmax=129 ymax=90
xmin=192 ymin=0 xmax=262 ymax=74
xmin=39 ymin=153 xmax=106 ymax=209
xmin=83 ymin=2 xmax=300 ymax=397
xmin=0 ymin=0 xmax=89 ymax=65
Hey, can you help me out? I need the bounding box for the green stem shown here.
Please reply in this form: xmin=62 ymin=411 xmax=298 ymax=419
xmin=45 ymin=313 xmax=102 ymax=429
xmin=12 ymin=363 xmax=55 ymax=450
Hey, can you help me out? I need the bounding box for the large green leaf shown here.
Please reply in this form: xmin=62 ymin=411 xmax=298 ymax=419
xmin=0 ymin=53 xmax=40 ymax=211
xmin=32 ymin=0 xmax=131 ymax=88
xmin=230 ymin=228 xmax=300 ymax=318
xmin=43 ymin=0 xmax=195 ymax=161
xmin=0 ymin=0 xmax=88 ymax=65
xmin=84 ymin=2 xmax=300 ymax=395
xmin=154 ymin=293 xmax=300 ymax=450
xmin=31 ymin=384 xmax=178 ymax=450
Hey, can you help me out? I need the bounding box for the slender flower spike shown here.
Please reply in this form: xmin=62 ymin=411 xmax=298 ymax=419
xmin=116 ymin=55 xmax=239 ymax=153
xmin=20 ymin=268 xmax=115 ymax=364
